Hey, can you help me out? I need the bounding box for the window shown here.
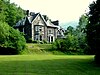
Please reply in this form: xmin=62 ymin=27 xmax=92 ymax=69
xmin=39 ymin=26 xmax=42 ymax=31
xmin=48 ymin=29 xmax=52 ymax=34
xmin=35 ymin=35 xmax=38 ymax=40
xmin=35 ymin=26 xmax=39 ymax=31
xmin=49 ymin=30 xmax=51 ymax=33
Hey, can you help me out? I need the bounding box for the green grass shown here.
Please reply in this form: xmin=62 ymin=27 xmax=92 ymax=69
xmin=0 ymin=55 xmax=100 ymax=75
xmin=23 ymin=43 xmax=65 ymax=55
xmin=22 ymin=44 xmax=53 ymax=54
xmin=26 ymin=43 xmax=52 ymax=49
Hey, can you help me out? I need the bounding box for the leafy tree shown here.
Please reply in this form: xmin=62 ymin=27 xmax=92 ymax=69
xmin=66 ymin=26 xmax=74 ymax=35
xmin=0 ymin=0 xmax=6 ymax=22
xmin=77 ymin=14 xmax=88 ymax=33
xmin=76 ymin=14 xmax=89 ymax=54
xmin=5 ymin=3 xmax=25 ymax=26
xmin=0 ymin=0 xmax=25 ymax=26
xmin=0 ymin=21 xmax=26 ymax=54
xmin=53 ymin=26 xmax=81 ymax=54
xmin=53 ymin=34 xmax=79 ymax=54
xmin=0 ymin=0 xmax=26 ymax=54
xmin=53 ymin=14 xmax=89 ymax=54
xmin=86 ymin=0 xmax=100 ymax=64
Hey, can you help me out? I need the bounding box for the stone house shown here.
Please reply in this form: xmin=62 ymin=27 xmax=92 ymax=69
xmin=14 ymin=11 xmax=64 ymax=43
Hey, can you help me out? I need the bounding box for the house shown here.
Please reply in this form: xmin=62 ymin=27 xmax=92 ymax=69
xmin=14 ymin=11 xmax=64 ymax=43
xmin=57 ymin=27 xmax=65 ymax=39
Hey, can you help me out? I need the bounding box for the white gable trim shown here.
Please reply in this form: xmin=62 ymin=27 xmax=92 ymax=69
xmin=31 ymin=13 xmax=39 ymax=24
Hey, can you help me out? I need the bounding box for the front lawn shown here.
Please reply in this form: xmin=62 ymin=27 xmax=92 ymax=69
xmin=0 ymin=55 xmax=99 ymax=75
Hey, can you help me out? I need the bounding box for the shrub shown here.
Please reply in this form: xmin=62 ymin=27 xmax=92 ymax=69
xmin=26 ymin=38 xmax=32 ymax=43
xmin=39 ymin=41 xmax=44 ymax=44
xmin=43 ymin=40 xmax=48 ymax=44
xmin=0 ymin=46 xmax=18 ymax=55
xmin=0 ymin=21 xmax=26 ymax=54
xmin=52 ymin=34 xmax=87 ymax=55
xmin=52 ymin=39 xmax=67 ymax=52
xmin=32 ymin=40 xmax=38 ymax=43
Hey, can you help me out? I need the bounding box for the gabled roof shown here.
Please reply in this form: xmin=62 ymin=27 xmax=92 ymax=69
xmin=15 ymin=17 xmax=26 ymax=27
xmin=51 ymin=20 xmax=59 ymax=26
xmin=34 ymin=13 xmax=47 ymax=26
xmin=30 ymin=13 xmax=58 ymax=28
xmin=15 ymin=12 xmax=59 ymax=28
xmin=46 ymin=20 xmax=59 ymax=28
xmin=28 ymin=13 xmax=38 ymax=23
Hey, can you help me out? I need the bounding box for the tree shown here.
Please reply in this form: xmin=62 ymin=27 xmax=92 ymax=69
xmin=5 ymin=3 xmax=25 ymax=26
xmin=67 ymin=26 xmax=74 ymax=35
xmin=86 ymin=0 xmax=100 ymax=64
xmin=0 ymin=0 xmax=6 ymax=22
xmin=0 ymin=0 xmax=26 ymax=54
xmin=78 ymin=14 xmax=88 ymax=33
xmin=0 ymin=21 xmax=26 ymax=54
xmin=76 ymin=14 xmax=89 ymax=54
xmin=53 ymin=26 xmax=82 ymax=54
xmin=0 ymin=0 xmax=25 ymax=27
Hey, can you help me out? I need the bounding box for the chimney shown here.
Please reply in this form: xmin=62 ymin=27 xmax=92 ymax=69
xmin=26 ymin=10 xmax=29 ymax=16
xmin=42 ymin=15 xmax=48 ymax=21
xmin=30 ymin=12 xmax=35 ymax=16
xmin=52 ymin=20 xmax=59 ymax=26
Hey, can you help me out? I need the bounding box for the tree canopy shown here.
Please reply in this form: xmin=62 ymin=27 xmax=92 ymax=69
xmin=0 ymin=21 xmax=26 ymax=54
xmin=0 ymin=0 xmax=26 ymax=54
xmin=0 ymin=0 xmax=25 ymax=27
xmin=53 ymin=14 xmax=89 ymax=55
xmin=86 ymin=0 xmax=100 ymax=64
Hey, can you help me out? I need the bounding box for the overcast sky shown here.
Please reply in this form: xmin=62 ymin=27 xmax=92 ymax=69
xmin=10 ymin=0 xmax=96 ymax=24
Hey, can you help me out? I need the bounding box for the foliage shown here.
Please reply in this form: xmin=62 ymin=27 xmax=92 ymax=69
xmin=43 ymin=40 xmax=48 ymax=44
xmin=53 ymin=14 xmax=89 ymax=55
xmin=53 ymin=35 xmax=81 ymax=54
xmin=76 ymin=14 xmax=90 ymax=54
xmin=66 ymin=26 xmax=74 ymax=35
xmin=86 ymin=0 xmax=100 ymax=64
xmin=0 ymin=21 xmax=26 ymax=54
xmin=32 ymin=40 xmax=38 ymax=43
xmin=52 ymin=39 xmax=66 ymax=52
xmin=26 ymin=38 xmax=32 ymax=43
xmin=0 ymin=0 xmax=25 ymax=27
xmin=28 ymin=40 xmax=48 ymax=44
xmin=0 ymin=0 xmax=26 ymax=54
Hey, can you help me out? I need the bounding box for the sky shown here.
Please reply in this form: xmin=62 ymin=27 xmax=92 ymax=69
xmin=10 ymin=0 xmax=96 ymax=26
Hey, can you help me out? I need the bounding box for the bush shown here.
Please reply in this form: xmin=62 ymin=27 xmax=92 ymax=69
xmin=43 ymin=40 xmax=48 ymax=44
xmin=39 ymin=41 xmax=44 ymax=44
xmin=0 ymin=46 xmax=18 ymax=55
xmin=32 ymin=40 xmax=38 ymax=43
xmin=52 ymin=34 xmax=87 ymax=55
xmin=32 ymin=40 xmax=48 ymax=44
xmin=52 ymin=39 xmax=67 ymax=52
xmin=26 ymin=38 xmax=32 ymax=43
xmin=0 ymin=21 xmax=26 ymax=54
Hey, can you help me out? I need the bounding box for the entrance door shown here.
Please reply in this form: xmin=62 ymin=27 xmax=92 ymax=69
xmin=49 ymin=36 xmax=50 ymax=43
xmin=51 ymin=36 xmax=53 ymax=42
xmin=48 ymin=36 xmax=54 ymax=43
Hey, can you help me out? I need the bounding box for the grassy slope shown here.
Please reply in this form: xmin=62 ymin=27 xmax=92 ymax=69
xmin=22 ymin=44 xmax=53 ymax=54
xmin=0 ymin=55 xmax=100 ymax=75
xmin=23 ymin=43 xmax=65 ymax=55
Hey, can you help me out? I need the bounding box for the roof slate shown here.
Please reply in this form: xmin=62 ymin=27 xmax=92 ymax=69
xmin=15 ymin=12 xmax=59 ymax=28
